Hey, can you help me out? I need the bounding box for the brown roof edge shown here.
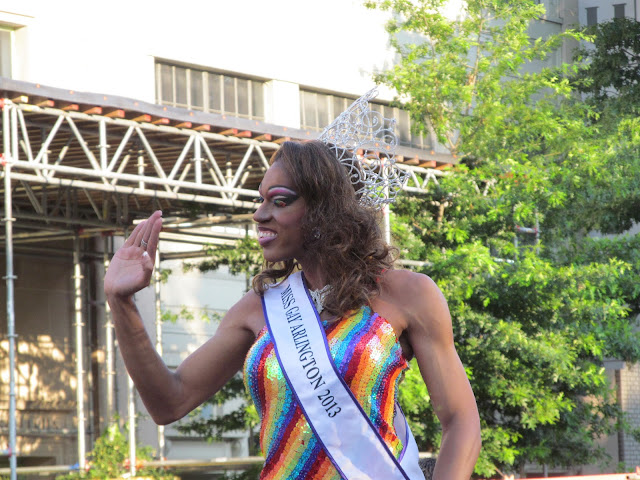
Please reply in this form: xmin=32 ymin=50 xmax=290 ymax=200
xmin=0 ymin=77 xmax=313 ymax=141
xmin=0 ymin=77 xmax=456 ymax=166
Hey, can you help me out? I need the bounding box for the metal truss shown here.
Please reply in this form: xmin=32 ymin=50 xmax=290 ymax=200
xmin=400 ymin=163 xmax=446 ymax=194
xmin=0 ymin=97 xmax=447 ymax=240
xmin=1 ymin=99 xmax=280 ymax=229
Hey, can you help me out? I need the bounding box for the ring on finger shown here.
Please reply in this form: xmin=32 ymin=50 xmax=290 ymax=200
xmin=141 ymin=239 xmax=148 ymax=249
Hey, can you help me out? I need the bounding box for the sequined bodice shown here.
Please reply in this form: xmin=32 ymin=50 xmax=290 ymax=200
xmin=243 ymin=306 xmax=408 ymax=480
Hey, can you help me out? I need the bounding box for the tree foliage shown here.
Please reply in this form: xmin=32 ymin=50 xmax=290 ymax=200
xmin=56 ymin=423 xmax=174 ymax=480
xmin=573 ymin=17 xmax=640 ymax=118
xmin=367 ymin=0 xmax=640 ymax=476
xmin=365 ymin=0 xmax=585 ymax=160
xmin=188 ymin=237 xmax=263 ymax=277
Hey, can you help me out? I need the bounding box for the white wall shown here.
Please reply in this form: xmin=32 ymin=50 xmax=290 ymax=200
xmin=578 ymin=0 xmax=639 ymax=24
xmin=2 ymin=0 xmax=400 ymax=107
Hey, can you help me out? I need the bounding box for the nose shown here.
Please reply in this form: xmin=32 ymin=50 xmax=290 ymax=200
xmin=253 ymin=200 xmax=270 ymax=224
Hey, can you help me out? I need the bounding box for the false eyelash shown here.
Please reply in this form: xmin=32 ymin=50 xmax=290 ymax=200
xmin=253 ymin=196 xmax=265 ymax=204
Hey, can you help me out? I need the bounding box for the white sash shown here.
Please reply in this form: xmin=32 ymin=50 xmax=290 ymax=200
xmin=262 ymin=271 xmax=424 ymax=480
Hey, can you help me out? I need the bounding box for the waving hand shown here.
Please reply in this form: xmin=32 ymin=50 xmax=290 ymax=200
xmin=104 ymin=210 xmax=163 ymax=299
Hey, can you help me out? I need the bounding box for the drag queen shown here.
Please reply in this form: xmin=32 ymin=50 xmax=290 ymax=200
xmin=104 ymin=91 xmax=481 ymax=479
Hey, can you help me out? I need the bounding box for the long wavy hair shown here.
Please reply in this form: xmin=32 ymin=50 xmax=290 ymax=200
xmin=252 ymin=140 xmax=397 ymax=318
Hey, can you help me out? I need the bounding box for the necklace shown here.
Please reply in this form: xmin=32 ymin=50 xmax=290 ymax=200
xmin=309 ymin=284 xmax=331 ymax=314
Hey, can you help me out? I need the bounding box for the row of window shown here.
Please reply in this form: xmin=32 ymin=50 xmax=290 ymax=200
xmin=157 ymin=63 xmax=265 ymax=120
xmin=533 ymin=0 xmax=628 ymax=23
xmin=155 ymin=62 xmax=432 ymax=150
xmin=299 ymin=90 xmax=431 ymax=150
xmin=587 ymin=3 xmax=627 ymax=26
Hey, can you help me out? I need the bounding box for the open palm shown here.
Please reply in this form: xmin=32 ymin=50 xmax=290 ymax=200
xmin=104 ymin=211 xmax=163 ymax=299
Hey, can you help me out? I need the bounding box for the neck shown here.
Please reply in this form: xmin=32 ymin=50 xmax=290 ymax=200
xmin=299 ymin=261 xmax=327 ymax=291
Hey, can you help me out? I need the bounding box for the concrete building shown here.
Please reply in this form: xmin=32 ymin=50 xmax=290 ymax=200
xmin=579 ymin=0 xmax=639 ymax=25
xmin=0 ymin=0 xmax=638 ymax=478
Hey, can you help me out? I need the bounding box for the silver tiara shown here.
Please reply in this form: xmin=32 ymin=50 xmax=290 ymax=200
xmin=319 ymin=88 xmax=409 ymax=208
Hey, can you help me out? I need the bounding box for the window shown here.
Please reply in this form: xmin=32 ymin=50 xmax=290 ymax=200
xmin=299 ymin=90 xmax=345 ymax=130
xmin=0 ymin=26 xmax=13 ymax=77
xmin=586 ymin=7 xmax=598 ymax=26
xmin=613 ymin=3 xmax=626 ymax=18
xmin=155 ymin=61 xmax=265 ymax=120
xmin=299 ymin=89 xmax=432 ymax=150
xmin=535 ymin=0 xmax=560 ymax=19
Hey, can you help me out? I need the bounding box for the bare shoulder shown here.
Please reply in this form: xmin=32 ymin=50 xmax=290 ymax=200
xmin=380 ymin=269 xmax=452 ymax=339
xmin=220 ymin=288 xmax=266 ymax=337
xmin=381 ymin=269 xmax=446 ymax=308
xmin=381 ymin=268 xmax=437 ymax=291
xmin=229 ymin=288 xmax=263 ymax=313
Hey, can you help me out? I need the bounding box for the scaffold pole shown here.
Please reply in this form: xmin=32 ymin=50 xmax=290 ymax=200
xmin=154 ymin=248 xmax=166 ymax=459
xmin=104 ymin=236 xmax=116 ymax=423
xmin=3 ymin=99 xmax=18 ymax=480
xmin=73 ymin=235 xmax=86 ymax=469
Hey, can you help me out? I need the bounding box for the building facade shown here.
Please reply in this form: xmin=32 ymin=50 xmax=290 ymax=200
xmin=580 ymin=0 xmax=639 ymax=25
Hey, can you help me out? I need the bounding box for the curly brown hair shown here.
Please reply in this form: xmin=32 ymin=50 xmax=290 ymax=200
xmin=252 ymin=140 xmax=397 ymax=318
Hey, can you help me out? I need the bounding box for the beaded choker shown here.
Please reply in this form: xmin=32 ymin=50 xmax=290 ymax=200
xmin=309 ymin=284 xmax=331 ymax=314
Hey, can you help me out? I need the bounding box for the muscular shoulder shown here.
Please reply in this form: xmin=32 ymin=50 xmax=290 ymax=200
xmin=233 ymin=288 xmax=263 ymax=311
xmin=381 ymin=269 xmax=443 ymax=307
xmin=380 ymin=269 xmax=452 ymax=339
xmin=221 ymin=289 xmax=265 ymax=337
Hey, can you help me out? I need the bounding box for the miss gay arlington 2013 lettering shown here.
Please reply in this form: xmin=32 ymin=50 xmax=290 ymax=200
xmin=280 ymin=285 xmax=342 ymax=417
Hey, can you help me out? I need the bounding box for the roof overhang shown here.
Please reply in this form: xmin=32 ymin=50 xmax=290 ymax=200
xmin=0 ymin=77 xmax=453 ymax=249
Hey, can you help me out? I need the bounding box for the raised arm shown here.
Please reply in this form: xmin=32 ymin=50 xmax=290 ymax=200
xmin=401 ymin=272 xmax=481 ymax=480
xmin=104 ymin=211 xmax=256 ymax=424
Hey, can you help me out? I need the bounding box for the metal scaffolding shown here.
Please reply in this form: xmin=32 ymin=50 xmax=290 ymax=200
xmin=0 ymin=78 xmax=452 ymax=479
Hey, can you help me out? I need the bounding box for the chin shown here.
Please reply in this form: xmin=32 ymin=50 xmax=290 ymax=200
xmin=261 ymin=249 xmax=299 ymax=265
xmin=261 ymin=250 xmax=289 ymax=264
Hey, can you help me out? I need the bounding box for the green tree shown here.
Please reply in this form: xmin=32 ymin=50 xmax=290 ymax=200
xmin=190 ymin=237 xmax=263 ymax=278
xmin=573 ymin=17 xmax=640 ymax=118
xmin=56 ymin=423 xmax=174 ymax=480
xmin=566 ymin=18 xmax=640 ymax=232
xmin=366 ymin=0 xmax=640 ymax=477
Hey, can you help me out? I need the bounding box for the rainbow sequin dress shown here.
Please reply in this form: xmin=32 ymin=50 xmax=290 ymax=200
xmin=243 ymin=306 xmax=409 ymax=479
